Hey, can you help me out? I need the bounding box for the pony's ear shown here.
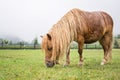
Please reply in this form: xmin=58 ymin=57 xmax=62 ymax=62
xmin=47 ymin=34 xmax=52 ymax=40
xmin=40 ymin=35 xmax=43 ymax=38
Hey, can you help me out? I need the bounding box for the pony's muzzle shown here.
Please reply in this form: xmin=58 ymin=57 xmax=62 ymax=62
xmin=46 ymin=61 xmax=55 ymax=68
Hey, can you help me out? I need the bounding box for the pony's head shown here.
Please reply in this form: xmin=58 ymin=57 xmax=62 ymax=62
xmin=41 ymin=33 xmax=55 ymax=67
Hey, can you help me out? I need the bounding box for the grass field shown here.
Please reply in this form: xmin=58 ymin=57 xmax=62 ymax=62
xmin=0 ymin=49 xmax=120 ymax=80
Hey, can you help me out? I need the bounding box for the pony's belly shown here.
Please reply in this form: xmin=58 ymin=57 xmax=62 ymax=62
xmin=84 ymin=33 xmax=102 ymax=44
xmin=84 ymin=39 xmax=98 ymax=44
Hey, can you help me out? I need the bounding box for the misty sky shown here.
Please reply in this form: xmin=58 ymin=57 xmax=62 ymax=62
xmin=0 ymin=0 xmax=120 ymax=42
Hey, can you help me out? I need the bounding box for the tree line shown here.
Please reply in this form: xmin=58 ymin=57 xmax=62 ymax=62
xmin=0 ymin=35 xmax=120 ymax=49
xmin=0 ymin=37 xmax=40 ymax=49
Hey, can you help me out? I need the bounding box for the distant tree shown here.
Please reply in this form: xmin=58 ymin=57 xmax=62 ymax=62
xmin=0 ymin=39 xmax=9 ymax=47
xmin=0 ymin=39 xmax=4 ymax=47
xmin=114 ymin=39 xmax=119 ymax=48
xmin=33 ymin=37 xmax=38 ymax=49
xmin=20 ymin=41 xmax=24 ymax=48
xmin=9 ymin=41 xmax=13 ymax=45
xmin=117 ymin=34 xmax=120 ymax=38
xmin=3 ymin=39 xmax=9 ymax=48
xmin=4 ymin=39 xmax=9 ymax=45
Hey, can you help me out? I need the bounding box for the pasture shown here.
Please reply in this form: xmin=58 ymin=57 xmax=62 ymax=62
xmin=0 ymin=49 xmax=120 ymax=80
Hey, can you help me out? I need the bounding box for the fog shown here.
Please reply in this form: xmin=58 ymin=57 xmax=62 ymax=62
xmin=0 ymin=0 xmax=120 ymax=42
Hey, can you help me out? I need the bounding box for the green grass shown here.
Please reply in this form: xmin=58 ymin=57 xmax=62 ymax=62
xmin=0 ymin=49 xmax=120 ymax=80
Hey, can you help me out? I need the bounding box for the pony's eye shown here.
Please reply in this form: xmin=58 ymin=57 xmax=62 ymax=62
xmin=47 ymin=47 xmax=52 ymax=51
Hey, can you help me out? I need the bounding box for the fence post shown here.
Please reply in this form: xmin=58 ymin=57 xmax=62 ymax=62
xmin=95 ymin=44 xmax=97 ymax=49
xmin=2 ymin=41 xmax=3 ymax=47
xmin=86 ymin=44 xmax=87 ymax=49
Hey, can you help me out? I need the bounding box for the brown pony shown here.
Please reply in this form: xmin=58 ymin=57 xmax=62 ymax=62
xmin=41 ymin=8 xmax=113 ymax=67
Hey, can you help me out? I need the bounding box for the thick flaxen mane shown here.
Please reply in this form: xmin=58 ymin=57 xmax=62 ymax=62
xmin=41 ymin=8 xmax=113 ymax=67
xmin=42 ymin=8 xmax=84 ymax=57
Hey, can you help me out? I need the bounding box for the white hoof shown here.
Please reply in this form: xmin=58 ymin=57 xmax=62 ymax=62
xmin=100 ymin=59 xmax=107 ymax=65
xmin=100 ymin=62 xmax=104 ymax=65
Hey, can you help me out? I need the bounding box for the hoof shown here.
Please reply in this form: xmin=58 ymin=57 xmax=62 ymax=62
xmin=100 ymin=59 xmax=107 ymax=65
xmin=100 ymin=62 xmax=105 ymax=65
xmin=78 ymin=61 xmax=83 ymax=66
xmin=63 ymin=63 xmax=69 ymax=67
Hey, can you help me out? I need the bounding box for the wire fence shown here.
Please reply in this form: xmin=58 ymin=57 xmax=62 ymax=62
xmin=0 ymin=43 xmax=119 ymax=50
xmin=0 ymin=44 xmax=41 ymax=49
xmin=0 ymin=37 xmax=120 ymax=49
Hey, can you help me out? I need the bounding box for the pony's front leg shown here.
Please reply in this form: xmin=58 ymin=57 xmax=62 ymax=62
xmin=78 ymin=42 xmax=84 ymax=66
xmin=64 ymin=48 xmax=70 ymax=66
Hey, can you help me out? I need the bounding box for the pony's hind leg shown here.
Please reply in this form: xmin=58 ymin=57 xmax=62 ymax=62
xmin=99 ymin=33 xmax=112 ymax=65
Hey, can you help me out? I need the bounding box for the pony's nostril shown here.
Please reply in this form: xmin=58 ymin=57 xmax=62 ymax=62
xmin=46 ymin=61 xmax=55 ymax=68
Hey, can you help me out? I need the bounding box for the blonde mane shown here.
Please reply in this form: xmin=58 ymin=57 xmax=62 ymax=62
xmin=45 ymin=8 xmax=86 ymax=57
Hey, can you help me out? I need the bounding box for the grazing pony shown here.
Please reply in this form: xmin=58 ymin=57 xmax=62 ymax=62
xmin=41 ymin=8 xmax=113 ymax=67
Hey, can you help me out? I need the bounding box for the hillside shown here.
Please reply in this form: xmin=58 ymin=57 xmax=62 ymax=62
xmin=0 ymin=33 xmax=23 ymax=43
